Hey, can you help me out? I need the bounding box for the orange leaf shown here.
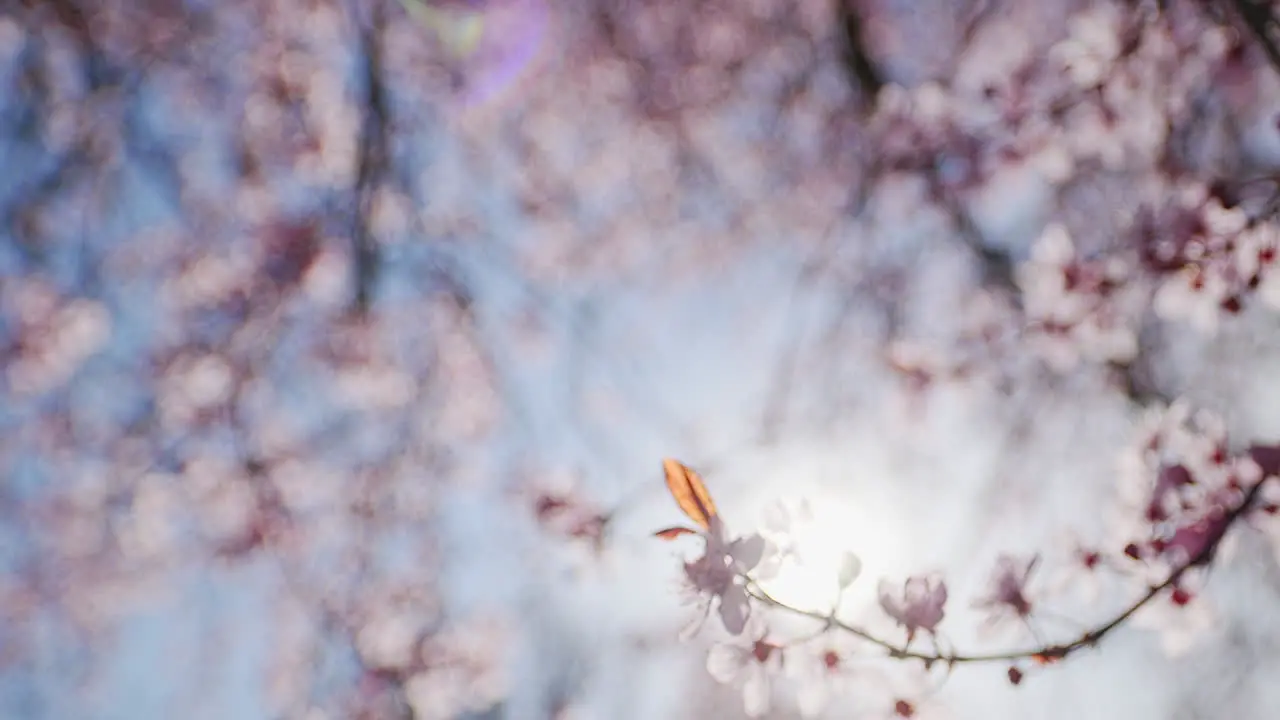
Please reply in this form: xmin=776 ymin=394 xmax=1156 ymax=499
xmin=662 ymin=458 xmax=718 ymax=530
xmin=653 ymin=526 xmax=699 ymax=540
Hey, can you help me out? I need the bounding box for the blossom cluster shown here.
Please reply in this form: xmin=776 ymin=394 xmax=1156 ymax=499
xmin=656 ymin=398 xmax=1280 ymax=717
xmin=1145 ymin=186 xmax=1280 ymax=331
xmin=851 ymin=2 xmax=1280 ymax=387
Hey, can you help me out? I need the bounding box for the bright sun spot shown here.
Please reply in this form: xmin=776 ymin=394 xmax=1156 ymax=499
xmin=753 ymin=492 xmax=908 ymax=615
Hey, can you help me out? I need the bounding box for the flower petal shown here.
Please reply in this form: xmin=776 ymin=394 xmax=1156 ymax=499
xmin=707 ymin=644 xmax=744 ymax=684
xmin=731 ymin=534 xmax=766 ymax=570
xmin=742 ymin=666 xmax=772 ymax=718
xmin=753 ymin=552 xmax=782 ymax=581
xmin=719 ymin=583 xmax=750 ymax=635
xmin=836 ymin=552 xmax=862 ymax=589
xmin=763 ymin=501 xmax=791 ymax=533
xmin=796 ymin=673 xmax=830 ymax=719
xmin=679 ymin=598 xmax=712 ymax=641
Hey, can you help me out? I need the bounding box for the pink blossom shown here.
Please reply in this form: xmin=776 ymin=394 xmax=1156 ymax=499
xmin=706 ymin=618 xmax=781 ymax=718
xmin=1017 ymin=222 xmax=1141 ymax=370
xmin=789 ymin=641 xmax=859 ymax=719
xmin=1050 ymin=5 xmax=1122 ymax=88
xmin=1111 ymin=404 xmax=1256 ymax=582
xmin=972 ymin=554 xmax=1038 ymax=629
xmin=1131 ymin=586 xmax=1217 ymax=658
xmin=681 ymin=517 xmax=768 ymax=636
xmin=877 ymin=574 xmax=948 ymax=641
xmin=1042 ymin=530 xmax=1109 ymax=608
xmin=848 ymin=667 xmax=950 ymax=720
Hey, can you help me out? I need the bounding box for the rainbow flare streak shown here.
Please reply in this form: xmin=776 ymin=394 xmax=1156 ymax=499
xmin=398 ymin=0 xmax=549 ymax=110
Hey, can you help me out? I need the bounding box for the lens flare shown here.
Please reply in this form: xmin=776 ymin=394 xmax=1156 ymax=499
xmin=400 ymin=0 xmax=550 ymax=111
xmin=754 ymin=493 xmax=908 ymax=615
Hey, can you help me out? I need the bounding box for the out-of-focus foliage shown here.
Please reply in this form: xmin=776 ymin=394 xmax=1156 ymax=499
xmin=8 ymin=0 xmax=1280 ymax=718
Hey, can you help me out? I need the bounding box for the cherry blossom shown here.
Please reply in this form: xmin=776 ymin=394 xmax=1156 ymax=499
xmin=789 ymin=640 xmax=860 ymax=719
xmin=1111 ymin=402 xmax=1252 ymax=584
xmin=680 ymin=516 xmax=769 ymax=636
xmin=854 ymin=667 xmax=951 ymax=720
xmin=1041 ymin=531 xmax=1109 ymax=608
xmin=1147 ymin=191 xmax=1280 ymax=332
xmin=1130 ymin=587 xmax=1217 ymax=658
xmin=706 ymin=617 xmax=782 ymax=718
xmin=1051 ymin=5 xmax=1122 ymax=88
xmin=1017 ymin=222 xmax=1142 ymax=371
xmin=877 ymin=574 xmax=948 ymax=642
xmin=972 ymin=554 xmax=1039 ymax=634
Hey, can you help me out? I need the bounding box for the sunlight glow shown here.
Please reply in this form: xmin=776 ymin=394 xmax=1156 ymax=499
xmin=752 ymin=492 xmax=909 ymax=616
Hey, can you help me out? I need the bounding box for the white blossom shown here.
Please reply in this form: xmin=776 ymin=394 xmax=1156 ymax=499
xmin=706 ymin=618 xmax=780 ymax=718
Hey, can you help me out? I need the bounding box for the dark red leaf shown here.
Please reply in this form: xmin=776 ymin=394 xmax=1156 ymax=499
xmin=653 ymin=526 xmax=698 ymax=540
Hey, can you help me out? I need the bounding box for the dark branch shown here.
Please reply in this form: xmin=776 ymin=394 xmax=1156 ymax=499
xmin=836 ymin=0 xmax=884 ymax=104
xmin=351 ymin=0 xmax=391 ymax=314
xmin=1224 ymin=0 xmax=1280 ymax=77
xmin=1106 ymin=352 xmax=1174 ymax=408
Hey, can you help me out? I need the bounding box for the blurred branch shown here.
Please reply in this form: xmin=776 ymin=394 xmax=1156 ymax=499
xmin=943 ymin=192 xmax=1020 ymax=304
xmin=836 ymin=0 xmax=884 ymax=104
xmin=351 ymin=0 xmax=391 ymax=314
xmin=1224 ymin=0 xmax=1280 ymax=76
xmin=1106 ymin=356 xmax=1173 ymax=408
xmin=923 ymin=169 xmax=1022 ymax=304
xmin=20 ymin=0 xmax=93 ymax=49
xmin=3 ymin=2 xmax=143 ymax=277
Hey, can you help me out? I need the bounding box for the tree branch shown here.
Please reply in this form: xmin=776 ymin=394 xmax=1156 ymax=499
xmin=1224 ymin=0 xmax=1280 ymax=78
xmin=351 ymin=0 xmax=391 ymax=314
xmin=836 ymin=0 xmax=884 ymax=105
xmin=748 ymin=471 xmax=1274 ymax=667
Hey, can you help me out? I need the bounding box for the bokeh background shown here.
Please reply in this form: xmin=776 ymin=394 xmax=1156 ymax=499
xmin=7 ymin=0 xmax=1280 ymax=718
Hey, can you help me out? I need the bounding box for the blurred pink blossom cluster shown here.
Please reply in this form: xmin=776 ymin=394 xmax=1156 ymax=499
xmin=13 ymin=0 xmax=1280 ymax=717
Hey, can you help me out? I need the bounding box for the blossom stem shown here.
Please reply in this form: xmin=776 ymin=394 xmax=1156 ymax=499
xmin=746 ymin=474 xmax=1273 ymax=667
